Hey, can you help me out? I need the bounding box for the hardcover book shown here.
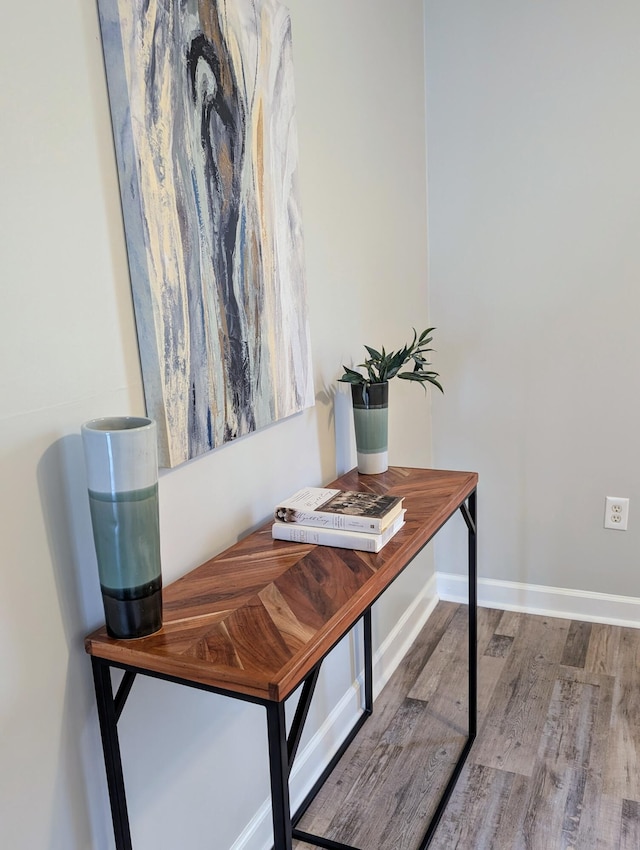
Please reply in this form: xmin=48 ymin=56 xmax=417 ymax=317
xmin=274 ymin=488 xmax=404 ymax=533
xmin=271 ymin=511 xmax=406 ymax=553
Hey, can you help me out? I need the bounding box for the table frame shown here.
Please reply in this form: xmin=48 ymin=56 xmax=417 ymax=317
xmin=88 ymin=470 xmax=477 ymax=850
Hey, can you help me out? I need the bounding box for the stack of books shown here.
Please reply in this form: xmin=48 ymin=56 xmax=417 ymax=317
xmin=272 ymin=487 xmax=405 ymax=553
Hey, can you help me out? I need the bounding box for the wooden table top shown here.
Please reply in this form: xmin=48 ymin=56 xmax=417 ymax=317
xmin=85 ymin=467 xmax=477 ymax=702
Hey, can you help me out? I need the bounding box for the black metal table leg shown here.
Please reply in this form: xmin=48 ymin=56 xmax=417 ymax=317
xmin=459 ymin=490 xmax=477 ymax=739
xmin=91 ymin=658 xmax=133 ymax=850
xmin=266 ymin=700 xmax=293 ymax=850
xmin=416 ymin=489 xmax=478 ymax=850
xmin=467 ymin=490 xmax=478 ymax=740
xmin=288 ymin=665 xmax=322 ymax=766
xmin=363 ymin=608 xmax=373 ymax=714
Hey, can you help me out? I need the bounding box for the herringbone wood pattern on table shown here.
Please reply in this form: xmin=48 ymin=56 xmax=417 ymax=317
xmin=85 ymin=468 xmax=477 ymax=701
xmin=294 ymin=603 xmax=640 ymax=849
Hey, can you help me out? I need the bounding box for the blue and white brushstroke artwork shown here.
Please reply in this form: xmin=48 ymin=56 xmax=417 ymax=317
xmin=98 ymin=0 xmax=314 ymax=467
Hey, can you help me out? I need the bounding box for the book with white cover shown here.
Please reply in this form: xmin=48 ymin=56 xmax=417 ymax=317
xmin=274 ymin=487 xmax=404 ymax=534
xmin=271 ymin=510 xmax=406 ymax=553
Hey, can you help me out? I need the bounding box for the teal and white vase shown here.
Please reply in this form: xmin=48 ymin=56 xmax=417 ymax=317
xmin=351 ymin=382 xmax=389 ymax=474
xmin=81 ymin=416 xmax=162 ymax=639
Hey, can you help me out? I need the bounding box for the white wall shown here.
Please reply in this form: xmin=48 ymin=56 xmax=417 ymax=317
xmin=0 ymin=1 xmax=434 ymax=848
xmin=426 ymin=1 xmax=640 ymax=600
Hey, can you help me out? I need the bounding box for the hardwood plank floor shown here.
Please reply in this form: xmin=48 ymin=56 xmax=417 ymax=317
xmin=293 ymin=603 xmax=640 ymax=849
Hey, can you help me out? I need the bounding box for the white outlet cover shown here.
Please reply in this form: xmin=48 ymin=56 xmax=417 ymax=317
xmin=604 ymin=496 xmax=629 ymax=530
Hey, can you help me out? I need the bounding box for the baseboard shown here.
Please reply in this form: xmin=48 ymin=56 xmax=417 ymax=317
xmin=231 ymin=573 xmax=439 ymax=850
xmin=437 ymin=571 xmax=640 ymax=629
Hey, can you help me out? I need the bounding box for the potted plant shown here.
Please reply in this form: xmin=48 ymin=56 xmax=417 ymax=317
xmin=339 ymin=328 xmax=443 ymax=474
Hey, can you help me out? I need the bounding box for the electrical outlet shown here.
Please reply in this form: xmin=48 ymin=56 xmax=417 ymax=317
xmin=604 ymin=496 xmax=629 ymax=530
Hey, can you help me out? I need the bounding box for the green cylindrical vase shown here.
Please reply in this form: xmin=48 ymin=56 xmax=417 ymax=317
xmin=351 ymin=382 xmax=389 ymax=474
xmin=81 ymin=416 xmax=163 ymax=639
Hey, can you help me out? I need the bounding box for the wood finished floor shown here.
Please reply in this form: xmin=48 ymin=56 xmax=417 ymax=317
xmin=293 ymin=602 xmax=640 ymax=849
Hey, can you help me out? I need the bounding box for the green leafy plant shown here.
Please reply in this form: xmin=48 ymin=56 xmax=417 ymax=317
xmin=339 ymin=327 xmax=443 ymax=393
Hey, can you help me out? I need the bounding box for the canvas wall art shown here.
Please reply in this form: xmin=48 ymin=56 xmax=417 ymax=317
xmin=97 ymin=0 xmax=314 ymax=467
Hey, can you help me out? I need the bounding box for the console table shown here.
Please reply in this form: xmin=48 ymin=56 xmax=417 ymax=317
xmin=85 ymin=466 xmax=477 ymax=850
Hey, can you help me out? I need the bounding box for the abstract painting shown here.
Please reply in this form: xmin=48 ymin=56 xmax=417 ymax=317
xmin=97 ymin=0 xmax=314 ymax=467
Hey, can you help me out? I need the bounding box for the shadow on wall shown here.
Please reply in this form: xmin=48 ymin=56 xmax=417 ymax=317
xmin=37 ymin=434 xmax=112 ymax=850
xmin=38 ymin=435 xmax=104 ymax=643
xmin=315 ymin=380 xmax=356 ymax=476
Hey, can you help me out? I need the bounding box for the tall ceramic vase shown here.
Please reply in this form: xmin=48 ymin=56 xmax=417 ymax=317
xmin=81 ymin=416 xmax=163 ymax=639
xmin=351 ymin=382 xmax=389 ymax=474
